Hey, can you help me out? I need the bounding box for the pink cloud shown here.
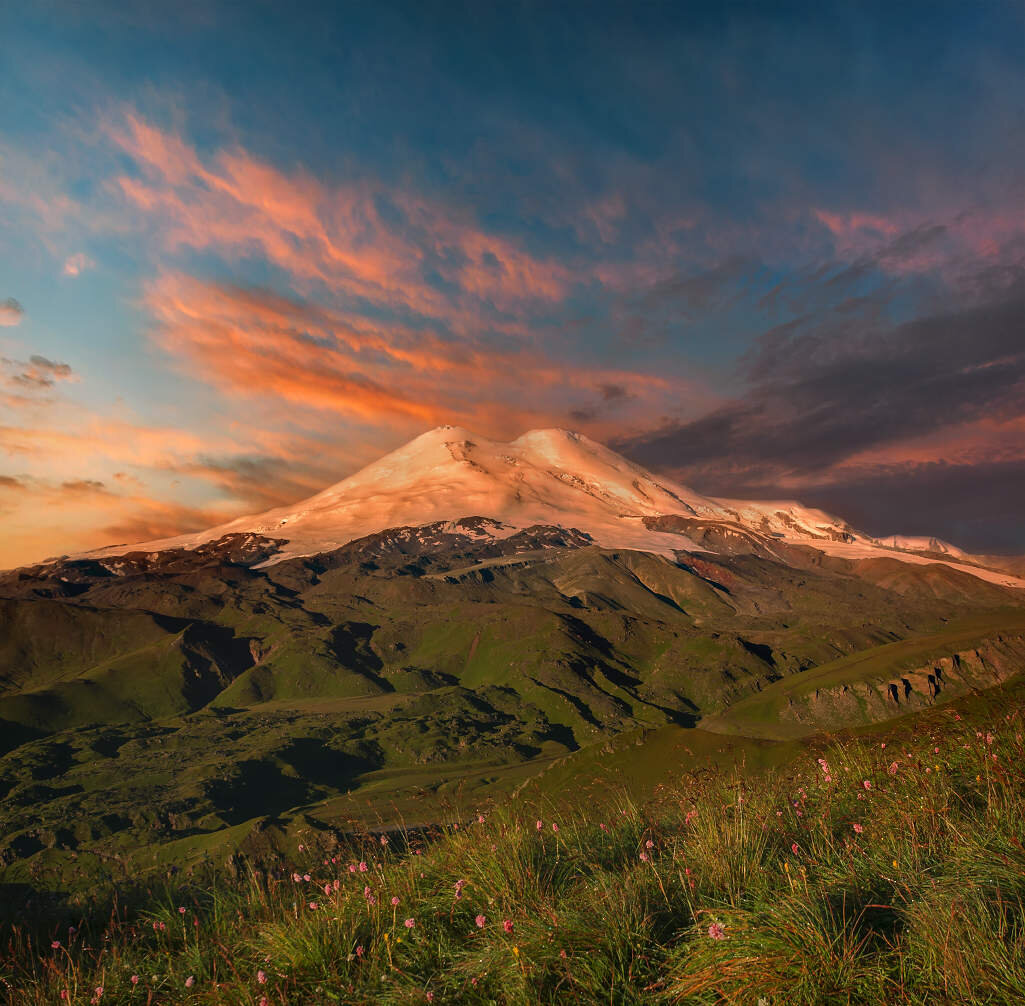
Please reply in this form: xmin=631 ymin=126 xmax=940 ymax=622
xmin=62 ymin=252 xmax=95 ymax=276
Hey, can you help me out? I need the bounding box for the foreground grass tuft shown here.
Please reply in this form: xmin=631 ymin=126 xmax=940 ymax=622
xmin=3 ymin=694 xmax=1025 ymax=1004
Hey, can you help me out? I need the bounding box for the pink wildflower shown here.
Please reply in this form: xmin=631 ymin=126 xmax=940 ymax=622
xmin=391 ymin=896 xmax=400 ymax=907
xmin=380 ymin=835 xmax=389 ymax=846
xmin=645 ymin=839 xmax=654 ymax=849
xmin=853 ymin=822 xmax=864 ymax=834
xmin=308 ymin=901 xmax=319 ymax=910
xmin=560 ymin=949 xmax=568 ymax=959
xmin=130 ymin=977 xmax=139 ymax=986
xmin=536 ymin=819 xmax=543 ymax=831
xmin=324 ymin=884 xmax=332 ymax=896
xmin=888 ymin=761 xmax=899 ymax=775
xmin=51 ymin=940 xmax=60 ymax=949
xmin=863 ymin=780 xmax=872 ymax=790
xmin=257 ymin=970 xmax=267 ymax=984
xmin=178 ymin=906 xmax=186 ymax=914
xmin=639 ymin=851 xmax=649 ymax=861
xmin=707 ymin=922 xmax=726 ymax=940
xmin=791 ymin=842 xmax=799 ymax=854
xmin=404 ymin=918 xmax=415 ymax=929
xmin=426 ymin=994 xmax=435 ymax=1003
xmin=359 ymin=861 xmax=368 ymax=872
xmin=475 ymin=914 xmax=486 ymax=928
xmin=552 ymin=822 xmax=559 ymax=833
xmin=303 ymin=873 xmax=311 ymax=882
xmin=503 ymin=919 xmax=514 ymax=934
xmin=478 ymin=814 xmax=486 ymax=824
xmin=185 ymin=976 xmax=195 ymax=988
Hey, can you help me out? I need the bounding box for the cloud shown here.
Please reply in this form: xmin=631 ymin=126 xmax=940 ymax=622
xmin=1 ymin=354 xmax=75 ymax=393
xmin=144 ymin=271 xmax=703 ymax=441
xmin=99 ymin=500 xmax=226 ymax=545
xmin=62 ymin=252 xmax=95 ymax=276
xmin=0 ymin=299 xmax=24 ymax=326
xmin=786 ymin=460 xmax=1025 ymax=554
xmin=59 ymin=478 xmax=108 ymax=495
xmin=617 ymin=284 xmax=1025 ymax=549
xmin=105 ymin=112 xmax=572 ymax=330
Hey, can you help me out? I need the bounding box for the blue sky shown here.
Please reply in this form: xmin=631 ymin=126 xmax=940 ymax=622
xmin=1 ymin=0 xmax=1023 ymax=565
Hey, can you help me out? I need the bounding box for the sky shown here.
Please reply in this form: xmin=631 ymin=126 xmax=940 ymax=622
xmin=1 ymin=0 xmax=1023 ymax=568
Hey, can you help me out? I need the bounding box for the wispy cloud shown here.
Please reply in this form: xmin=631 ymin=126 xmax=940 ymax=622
xmin=106 ymin=113 xmax=572 ymax=330
xmin=62 ymin=252 xmax=95 ymax=276
xmin=144 ymin=271 xmax=705 ymax=440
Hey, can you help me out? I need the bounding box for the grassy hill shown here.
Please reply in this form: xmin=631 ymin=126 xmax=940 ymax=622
xmin=0 ymin=532 xmax=1023 ymax=904
xmin=2 ymin=674 xmax=1023 ymax=1004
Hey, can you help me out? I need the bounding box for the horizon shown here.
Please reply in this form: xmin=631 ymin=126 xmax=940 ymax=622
xmin=2 ymin=1 xmax=1023 ymax=567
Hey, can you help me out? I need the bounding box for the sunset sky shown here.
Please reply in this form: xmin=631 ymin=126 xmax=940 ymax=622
xmin=1 ymin=0 xmax=1023 ymax=568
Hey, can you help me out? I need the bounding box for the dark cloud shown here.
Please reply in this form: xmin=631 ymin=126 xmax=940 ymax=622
xmin=29 ymin=355 xmax=73 ymax=379
xmin=636 ymin=257 xmax=756 ymax=316
xmin=791 ymin=461 xmax=1025 ymax=555
xmin=0 ymin=475 xmax=26 ymax=490
xmin=622 ymin=290 xmax=1025 ymax=472
xmin=568 ymin=381 xmax=634 ymax=423
xmin=599 ymin=383 xmax=629 ymax=402
xmin=877 ymin=223 xmax=948 ymax=265
xmin=182 ymin=455 xmax=326 ymax=511
xmin=616 ymin=285 xmax=1025 ymax=550
xmin=0 ymin=299 xmax=24 ymax=327
xmin=1 ymin=353 xmax=75 ymax=391
xmin=60 ymin=479 xmax=108 ymax=494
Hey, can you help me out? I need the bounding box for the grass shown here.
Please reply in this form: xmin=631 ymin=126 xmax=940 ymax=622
xmin=3 ymin=683 xmax=1024 ymax=1004
xmin=704 ymin=609 xmax=1025 ymax=739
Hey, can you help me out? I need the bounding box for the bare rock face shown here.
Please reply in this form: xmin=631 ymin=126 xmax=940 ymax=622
xmin=780 ymin=635 xmax=1025 ymax=730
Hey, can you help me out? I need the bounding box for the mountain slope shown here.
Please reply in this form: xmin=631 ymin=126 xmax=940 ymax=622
xmin=73 ymin=426 xmax=1023 ymax=590
xmin=1 ymin=427 xmax=1023 ymax=896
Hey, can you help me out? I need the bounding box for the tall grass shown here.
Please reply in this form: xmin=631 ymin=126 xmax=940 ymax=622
xmin=3 ymin=695 xmax=1024 ymax=1004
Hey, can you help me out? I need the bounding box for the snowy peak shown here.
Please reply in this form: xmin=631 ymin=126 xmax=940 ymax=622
xmin=78 ymin=426 xmax=1023 ymax=589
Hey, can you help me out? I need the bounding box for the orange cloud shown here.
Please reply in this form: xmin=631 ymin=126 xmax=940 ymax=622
xmin=0 ymin=480 xmax=232 ymax=569
xmin=144 ymin=272 xmax=703 ymax=443
xmin=814 ymin=209 xmax=900 ymax=240
xmin=106 ymin=113 xmax=572 ymax=328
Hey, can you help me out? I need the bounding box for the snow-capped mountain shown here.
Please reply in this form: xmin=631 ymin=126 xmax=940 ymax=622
xmin=84 ymin=426 xmax=1022 ymax=588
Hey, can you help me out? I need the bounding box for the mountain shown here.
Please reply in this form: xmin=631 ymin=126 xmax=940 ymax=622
xmin=78 ymin=426 xmax=1022 ymax=589
xmin=1 ymin=427 xmax=1023 ymax=899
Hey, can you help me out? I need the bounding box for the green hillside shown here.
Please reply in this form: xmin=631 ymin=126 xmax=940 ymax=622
xmin=0 ymin=532 xmax=1022 ymax=901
